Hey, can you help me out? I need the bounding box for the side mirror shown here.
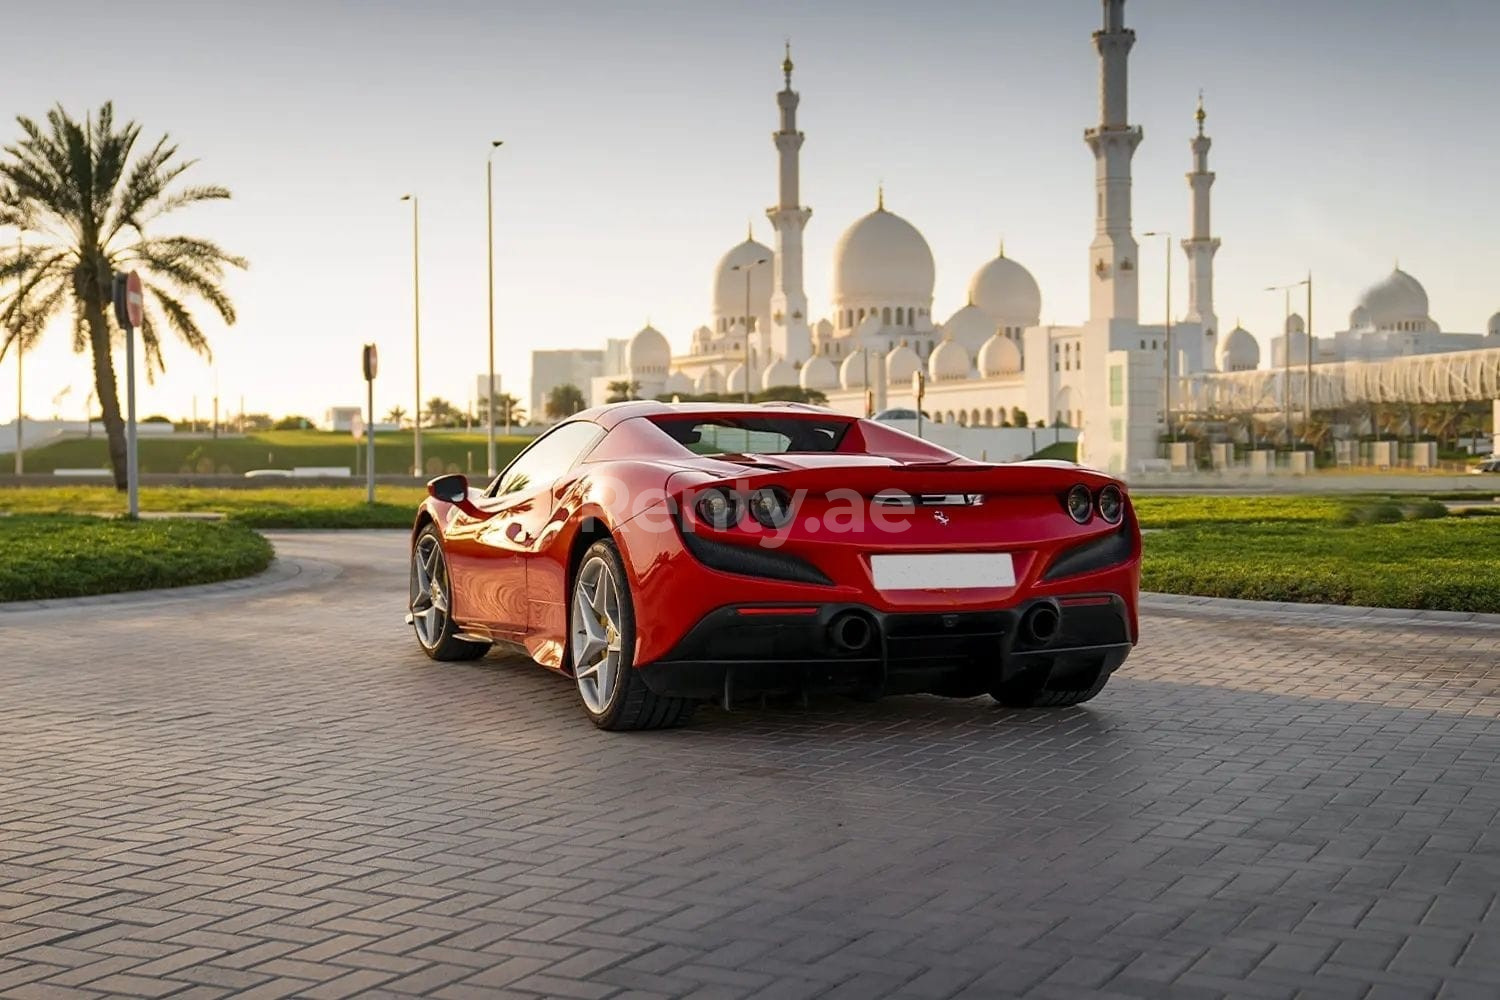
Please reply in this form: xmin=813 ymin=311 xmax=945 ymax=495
xmin=427 ymin=473 xmax=469 ymax=504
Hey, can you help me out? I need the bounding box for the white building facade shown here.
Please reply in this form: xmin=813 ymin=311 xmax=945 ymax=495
xmin=545 ymin=0 xmax=1494 ymax=473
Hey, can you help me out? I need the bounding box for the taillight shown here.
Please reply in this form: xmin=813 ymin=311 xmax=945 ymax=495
xmin=1065 ymin=484 xmax=1093 ymax=524
xmin=748 ymin=487 xmax=794 ymax=529
xmin=694 ymin=488 xmax=741 ymax=529
xmin=1097 ymin=484 xmax=1124 ymax=524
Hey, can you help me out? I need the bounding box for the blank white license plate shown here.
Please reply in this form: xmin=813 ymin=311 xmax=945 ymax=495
xmin=869 ymin=553 xmax=1016 ymax=591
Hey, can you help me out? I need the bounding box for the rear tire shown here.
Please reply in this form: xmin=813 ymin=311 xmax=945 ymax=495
xmin=410 ymin=525 xmax=491 ymax=662
xmin=990 ymin=664 xmax=1110 ymax=708
xmin=570 ymin=540 xmax=695 ymax=731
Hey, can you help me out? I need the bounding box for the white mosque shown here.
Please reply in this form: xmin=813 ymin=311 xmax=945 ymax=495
xmin=547 ymin=0 xmax=1498 ymax=476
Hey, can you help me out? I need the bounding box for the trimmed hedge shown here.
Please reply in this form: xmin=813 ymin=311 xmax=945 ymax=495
xmin=0 ymin=515 xmax=274 ymax=601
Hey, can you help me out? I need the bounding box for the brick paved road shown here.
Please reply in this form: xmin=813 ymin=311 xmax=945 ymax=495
xmin=3 ymin=531 xmax=1499 ymax=999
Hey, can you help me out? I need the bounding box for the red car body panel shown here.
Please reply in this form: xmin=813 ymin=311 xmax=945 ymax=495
xmin=413 ymin=401 xmax=1141 ymax=692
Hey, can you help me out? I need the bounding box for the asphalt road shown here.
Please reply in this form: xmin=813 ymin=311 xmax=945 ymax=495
xmin=2 ymin=531 xmax=1499 ymax=999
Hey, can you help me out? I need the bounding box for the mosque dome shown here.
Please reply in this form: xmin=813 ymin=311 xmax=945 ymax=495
xmin=725 ymin=362 xmax=749 ymax=394
xmin=832 ymin=199 xmax=935 ymax=306
xmin=713 ymin=236 xmax=774 ymax=322
xmin=928 ymin=338 xmax=970 ymax=381
xmin=691 ymin=325 xmax=713 ymax=351
xmin=1488 ymin=312 xmax=1500 ymax=338
xmin=942 ymin=303 xmax=997 ymax=356
xmin=977 ymin=333 xmax=1022 ymax=377
xmin=694 ymin=367 xmax=725 ymax=394
xmin=967 ymin=251 xmax=1042 ymax=327
xmin=839 ymin=350 xmax=869 ymax=389
xmin=627 ymin=324 xmax=670 ymax=373
xmin=761 ymin=357 xmax=796 ymax=390
xmin=885 ymin=344 xmax=920 ymax=385
xmin=799 ymin=354 xmax=838 ymax=390
xmin=664 ymin=370 xmax=694 ymax=395
xmin=1285 ymin=312 xmax=1305 ymax=335
xmin=1218 ymin=325 xmax=1260 ymax=372
xmin=1353 ymin=268 xmax=1430 ymax=330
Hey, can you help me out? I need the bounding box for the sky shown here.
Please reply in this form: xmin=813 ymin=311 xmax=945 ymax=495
xmin=5 ymin=0 xmax=1499 ymax=424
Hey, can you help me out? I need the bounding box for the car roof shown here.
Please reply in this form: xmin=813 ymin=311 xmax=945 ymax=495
xmin=571 ymin=399 xmax=846 ymax=430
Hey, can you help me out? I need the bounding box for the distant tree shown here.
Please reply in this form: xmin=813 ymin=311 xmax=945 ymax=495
xmin=546 ymin=383 xmax=586 ymax=419
xmin=273 ymin=415 xmax=311 ymax=430
xmin=241 ymin=412 xmax=273 ymax=432
xmin=1034 ymin=419 xmax=1046 ymax=428
xmin=477 ymin=392 xmax=526 ymax=430
xmin=1010 ymin=407 xmax=1028 ymax=428
xmin=424 ymin=397 xmax=458 ymax=428
xmin=606 ymin=380 xmax=640 ymax=404
xmin=383 ymin=405 xmax=407 ymax=428
xmin=142 ymin=414 xmax=172 ymax=424
xmin=0 ymin=102 xmax=247 ymax=491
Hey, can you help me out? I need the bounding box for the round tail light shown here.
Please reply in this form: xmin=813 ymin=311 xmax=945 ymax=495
xmin=748 ymin=487 xmax=793 ymax=529
xmin=1065 ymin=484 xmax=1093 ymax=524
xmin=694 ymin=488 xmax=741 ymax=529
xmin=1097 ymin=484 xmax=1124 ymax=524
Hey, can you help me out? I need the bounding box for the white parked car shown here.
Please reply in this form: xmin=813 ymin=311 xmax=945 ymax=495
xmin=1470 ymin=458 xmax=1500 ymax=474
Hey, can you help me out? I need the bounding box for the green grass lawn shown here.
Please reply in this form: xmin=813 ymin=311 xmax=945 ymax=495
xmin=0 ymin=515 xmax=274 ymax=602
xmin=20 ymin=429 xmax=533 ymax=476
xmin=0 ymin=485 xmax=427 ymax=528
xmin=3 ymin=485 xmax=1497 ymax=612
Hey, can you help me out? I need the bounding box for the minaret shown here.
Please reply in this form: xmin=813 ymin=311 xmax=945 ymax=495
xmin=1181 ymin=93 xmax=1221 ymax=370
xmin=766 ymin=43 xmax=813 ymax=365
xmin=1084 ymin=0 xmax=1142 ymax=325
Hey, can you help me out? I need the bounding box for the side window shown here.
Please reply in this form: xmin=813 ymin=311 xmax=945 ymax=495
xmin=491 ymin=422 xmax=604 ymax=496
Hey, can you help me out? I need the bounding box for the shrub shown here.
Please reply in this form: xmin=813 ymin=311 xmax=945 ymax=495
xmin=1406 ymin=500 xmax=1449 ymax=520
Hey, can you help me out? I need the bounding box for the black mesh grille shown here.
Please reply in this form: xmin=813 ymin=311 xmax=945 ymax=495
xmin=679 ymin=531 xmax=834 ymax=586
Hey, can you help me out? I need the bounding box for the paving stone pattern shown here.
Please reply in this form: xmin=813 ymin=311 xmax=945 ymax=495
xmin=2 ymin=531 xmax=1498 ymax=999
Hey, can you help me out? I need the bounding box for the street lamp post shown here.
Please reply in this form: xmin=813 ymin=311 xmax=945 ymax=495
xmin=485 ymin=140 xmax=503 ymax=477
xmin=1266 ymin=282 xmax=1297 ymax=447
xmin=401 ymin=194 xmax=422 ymax=477
xmin=1303 ymin=272 xmax=1314 ymax=436
xmin=729 ymin=256 xmax=767 ymax=403
xmin=1142 ymin=231 xmax=1172 ymax=447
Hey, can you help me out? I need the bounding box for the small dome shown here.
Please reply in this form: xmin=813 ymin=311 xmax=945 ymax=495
xmin=1487 ymin=312 xmax=1500 ymax=338
xmin=928 ymin=339 xmax=970 ymax=381
xmin=713 ymin=237 xmax=774 ymax=322
xmin=977 ymin=333 xmax=1021 ymax=377
xmin=885 ymin=344 xmax=920 ymax=385
xmin=942 ymin=303 xmax=996 ymax=356
xmin=839 ymin=350 xmax=869 ymax=389
xmin=832 ymin=202 xmax=935 ymax=306
xmin=694 ymin=367 xmax=725 ymax=394
xmin=800 ymin=354 xmax=838 ymax=390
xmin=761 ymin=357 xmax=796 ymax=390
xmin=627 ymin=324 xmax=671 ymax=373
xmin=691 ymin=325 xmax=713 ymax=349
xmin=725 ymin=363 xmax=748 ymax=394
xmin=1354 ymin=268 xmax=1430 ymax=329
xmin=1218 ymin=325 xmax=1260 ymax=372
xmin=815 ymin=317 xmax=834 ymax=339
xmin=1285 ymin=312 xmax=1305 ymax=335
xmin=664 ymin=370 xmax=694 ymax=395
xmin=967 ymin=251 xmax=1041 ymax=327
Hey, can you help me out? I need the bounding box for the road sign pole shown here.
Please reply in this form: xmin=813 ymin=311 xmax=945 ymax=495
xmin=113 ymin=271 xmax=144 ymax=519
xmin=366 ymin=376 xmax=376 ymax=505
xmin=123 ymin=320 xmax=139 ymax=518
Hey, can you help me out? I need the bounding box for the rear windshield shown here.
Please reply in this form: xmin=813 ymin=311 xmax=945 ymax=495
xmin=651 ymin=416 xmax=851 ymax=455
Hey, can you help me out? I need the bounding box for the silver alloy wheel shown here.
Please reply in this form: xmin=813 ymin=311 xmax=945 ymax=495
xmin=409 ymin=533 xmax=449 ymax=649
xmin=572 ymin=554 xmax=624 ymax=714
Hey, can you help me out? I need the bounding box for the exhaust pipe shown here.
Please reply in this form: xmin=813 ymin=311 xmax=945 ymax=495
xmin=828 ymin=611 xmax=875 ymax=653
xmin=1019 ymin=601 xmax=1061 ymax=646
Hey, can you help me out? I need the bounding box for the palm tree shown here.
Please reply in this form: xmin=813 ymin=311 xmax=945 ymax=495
xmin=478 ymin=392 xmax=525 ymax=429
xmin=0 ymin=103 xmax=246 ymax=490
xmin=546 ymin=383 xmax=586 ymax=420
xmin=383 ymin=405 xmax=408 ymax=428
xmin=606 ymin=380 xmax=639 ymax=404
xmin=424 ymin=397 xmax=458 ymax=428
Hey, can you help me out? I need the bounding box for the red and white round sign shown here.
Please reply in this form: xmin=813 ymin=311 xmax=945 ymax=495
xmin=124 ymin=272 xmax=144 ymax=328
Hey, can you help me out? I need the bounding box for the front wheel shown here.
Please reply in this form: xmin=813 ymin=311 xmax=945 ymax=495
xmin=409 ymin=526 xmax=490 ymax=661
xmin=570 ymin=540 xmax=694 ymax=731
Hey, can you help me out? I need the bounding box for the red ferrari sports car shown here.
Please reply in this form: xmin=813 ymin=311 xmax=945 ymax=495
xmin=407 ymin=401 xmax=1140 ymax=730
